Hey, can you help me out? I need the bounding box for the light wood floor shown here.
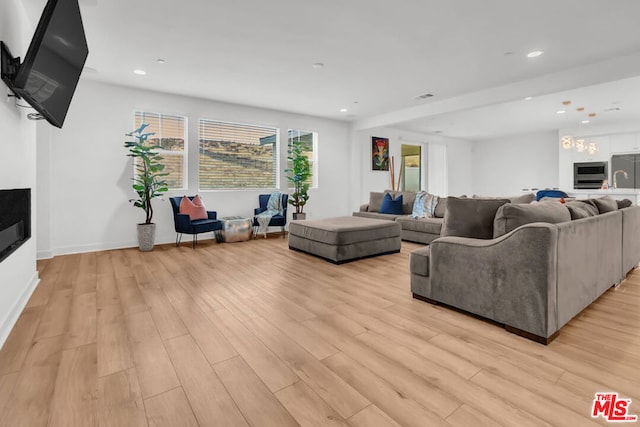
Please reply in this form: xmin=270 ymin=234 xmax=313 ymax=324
xmin=1 ymin=236 xmax=639 ymax=426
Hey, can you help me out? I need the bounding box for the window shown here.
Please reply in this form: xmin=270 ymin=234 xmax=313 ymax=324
xmin=401 ymin=143 xmax=421 ymax=192
xmin=288 ymin=129 xmax=317 ymax=188
xmin=134 ymin=112 xmax=187 ymax=189
xmin=199 ymin=119 xmax=279 ymax=190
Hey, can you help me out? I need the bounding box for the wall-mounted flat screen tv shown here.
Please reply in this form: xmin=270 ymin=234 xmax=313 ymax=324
xmin=1 ymin=0 xmax=88 ymax=128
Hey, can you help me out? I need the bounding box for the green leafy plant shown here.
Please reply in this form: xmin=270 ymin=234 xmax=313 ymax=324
xmin=286 ymin=139 xmax=312 ymax=214
xmin=124 ymin=124 xmax=169 ymax=224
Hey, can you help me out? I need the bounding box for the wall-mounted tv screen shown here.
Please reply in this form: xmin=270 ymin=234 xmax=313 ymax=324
xmin=1 ymin=0 xmax=88 ymax=128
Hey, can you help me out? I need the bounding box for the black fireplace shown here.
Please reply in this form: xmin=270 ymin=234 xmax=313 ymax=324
xmin=0 ymin=189 xmax=31 ymax=263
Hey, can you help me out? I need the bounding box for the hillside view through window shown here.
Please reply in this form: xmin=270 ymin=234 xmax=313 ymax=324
xmin=199 ymin=119 xmax=279 ymax=189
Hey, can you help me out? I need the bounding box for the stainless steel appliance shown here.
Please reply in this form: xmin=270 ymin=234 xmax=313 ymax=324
xmin=573 ymin=161 xmax=608 ymax=189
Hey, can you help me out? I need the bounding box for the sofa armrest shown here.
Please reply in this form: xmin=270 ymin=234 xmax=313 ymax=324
xmin=359 ymin=204 xmax=370 ymax=212
xmin=175 ymin=213 xmax=192 ymax=231
xmin=622 ymin=205 xmax=640 ymax=275
xmin=207 ymin=211 xmax=217 ymax=220
xmin=255 ymin=207 xmax=266 ymax=215
xmin=423 ymin=223 xmax=559 ymax=338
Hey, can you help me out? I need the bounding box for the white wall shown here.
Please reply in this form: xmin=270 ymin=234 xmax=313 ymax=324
xmin=350 ymin=126 xmax=473 ymax=209
xmin=0 ymin=0 xmax=39 ymax=347
xmin=37 ymin=80 xmax=352 ymax=256
xmin=472 ymin=131 xmax=558 ymax=196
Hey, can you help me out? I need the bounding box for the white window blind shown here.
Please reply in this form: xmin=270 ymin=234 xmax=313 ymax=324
xmin=199 ymin=119 xmax=279 ymax=189
xmin=134 ymin=111 xmax=187 ymax=190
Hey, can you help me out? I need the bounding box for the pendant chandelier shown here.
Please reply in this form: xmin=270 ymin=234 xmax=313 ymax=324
xmin=559 ymin=100 xmax=598 ymax=154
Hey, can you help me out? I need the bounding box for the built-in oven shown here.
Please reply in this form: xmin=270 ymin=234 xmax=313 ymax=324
xmin=574 ymin=161 xmax=608 ymax=189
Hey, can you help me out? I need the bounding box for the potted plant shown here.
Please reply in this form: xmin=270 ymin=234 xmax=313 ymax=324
xmin=124 ymin=124 xmax=169 ymax=251
xmin=286 ymin=138 xmax=312 ymax=220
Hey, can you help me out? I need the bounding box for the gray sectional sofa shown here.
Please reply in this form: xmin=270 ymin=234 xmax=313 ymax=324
xmin=353 ymin=190 xmax=447 ymax=244
xmin=410 ymin=197 xmax=640 ymax=344
xmin=354 ymin=191 xmax=535 ymax=244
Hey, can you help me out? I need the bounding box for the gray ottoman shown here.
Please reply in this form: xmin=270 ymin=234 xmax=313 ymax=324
xmin=288 ymin=216 xmax=401 ymax=264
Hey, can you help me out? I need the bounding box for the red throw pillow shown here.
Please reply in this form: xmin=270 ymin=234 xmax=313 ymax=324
xmin=192 ymin=194 xmax=205 ymax=208
xmin=179 ymin=195 xmax=207 ymax=220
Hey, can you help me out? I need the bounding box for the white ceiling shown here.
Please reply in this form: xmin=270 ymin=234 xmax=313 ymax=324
xmin=401 ymin=75 xmax=640 ymax=140
xmin=21 ymin=0 xmax=640 ymax=138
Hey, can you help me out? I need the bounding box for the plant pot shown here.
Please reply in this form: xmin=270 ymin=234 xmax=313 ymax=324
xmin=292 ymin=213 xmax=306 ymax=220
xmin=137 ymin=223 xmax=156 ymax=252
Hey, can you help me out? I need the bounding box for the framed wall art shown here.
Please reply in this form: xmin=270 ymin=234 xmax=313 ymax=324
xmin=372 ymin=136 xmax=389 ymax=171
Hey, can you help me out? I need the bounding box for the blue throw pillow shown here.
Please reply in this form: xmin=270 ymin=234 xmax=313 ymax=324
xmin=535 ymin=189 xmax=568 ymax=201
xmin=379 ymin=193 xmax=404 ymax=215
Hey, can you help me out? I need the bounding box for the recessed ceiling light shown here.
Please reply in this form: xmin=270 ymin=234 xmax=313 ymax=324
xmin=339 ymin=108 xmax=348 ymax=113
xmin=527 ymin=50 xmax=544 ymax=58
xmin=582 ymin=120 xmax=590 ymax=124
xmin=524 ymin=96 xmax=533 ymax=101
xmin=133 ymin=69 xmax=146 ymax=75
xmin=312 ymin=62 xmax=324 ymax=69
xmin=157 ymin=59 xmax=166 ymax=64
xmin=556 ymin=110 xmax=566 ymax=114
xmin=414 ymin=93 xmax=434 ymax=100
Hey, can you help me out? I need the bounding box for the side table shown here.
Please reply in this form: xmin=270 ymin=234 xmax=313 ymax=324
xmin=217 ymin=216 xmax=253 ymax=242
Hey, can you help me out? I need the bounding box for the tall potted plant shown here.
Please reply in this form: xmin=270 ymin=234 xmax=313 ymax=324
xmin=124 ymin=124 xmax=169 ymax=251
xmin=286 ymin=139 xmax=312 ymax=220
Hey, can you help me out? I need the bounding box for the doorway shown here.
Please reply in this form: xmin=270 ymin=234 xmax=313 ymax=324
xmin=401 ymin=144 xmax=422 ymax=192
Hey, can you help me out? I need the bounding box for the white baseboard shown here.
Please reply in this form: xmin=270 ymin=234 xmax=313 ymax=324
xmin=52 ymin=240 xmax=139 ymax=257
xmin=37 ymin=250 xmax=53 ymax=260
xmin=0 ymin=271 xmax=40 ymax=349
xmin=49 ymin=234 xmax=217 ymax=257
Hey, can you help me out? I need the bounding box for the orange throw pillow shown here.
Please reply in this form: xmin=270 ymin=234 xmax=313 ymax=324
xmin=179 ymin=195 xmax=207 ymax=220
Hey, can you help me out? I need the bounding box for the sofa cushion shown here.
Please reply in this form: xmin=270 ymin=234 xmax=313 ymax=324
xmin=369 ymin=192 xmax=385 ymax=212
xmin=395 ymin=216 xmax=444 ymax=235
xmin=410 ymin=246 xmax=430 ymax=277
xmin=566 ymin=200 xmax=599 ymax=217
xmin=353 ymin=211 xmax=403 ymax=221
xmin=472 ymin=193 xmax=535 ymax=204
xmin=379 ymin=193 xmax=403 ymax=214
xmin=493 ymin=202 xmax=571 ymax=238
xmin=288 ymin=216 xmax=400 ymax=245
xmin=401 ymin=191 xmax=417 ymax=214
xmin=566 ymin=204 xmax=589 ymax=220
xmin=385 ymin=190 xmax=417 ymax=214
xmin=617 ymin=199 xmax=633 ymax=209
xmin=441 ymin=197 xmax=509 ymax=239
xmin=434 ymin=198 xmax=447 ymax=218
xmin=510 ymin=193 xmax=536 ymax=204
xmin=592 ymin=196 xmax=619 ymax=214
xmin=424 ymin=194 xmax=439 ymax=218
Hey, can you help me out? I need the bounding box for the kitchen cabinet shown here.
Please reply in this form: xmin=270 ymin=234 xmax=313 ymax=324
xmin=611 ymin=154 xmax=640 ymax=188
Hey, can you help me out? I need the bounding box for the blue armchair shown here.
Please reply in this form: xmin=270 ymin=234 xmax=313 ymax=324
xmin=169 ymin=196 xmax=222 ymax=248
xmin=252 ymin=193 xmax=288 ymax=238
